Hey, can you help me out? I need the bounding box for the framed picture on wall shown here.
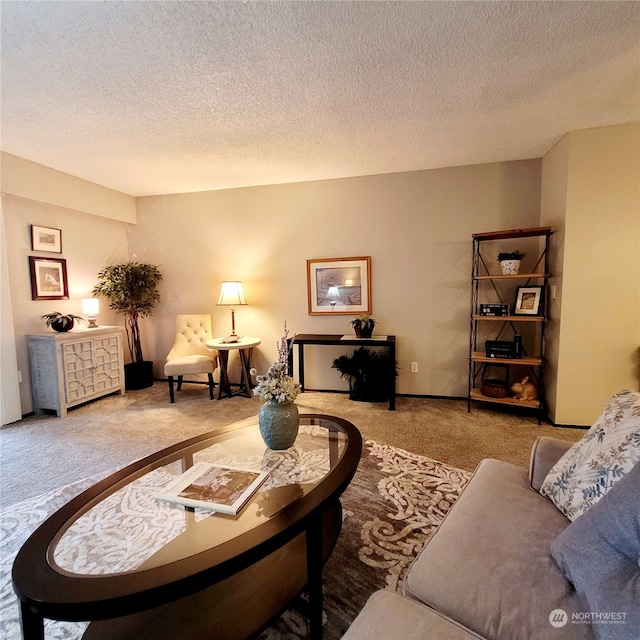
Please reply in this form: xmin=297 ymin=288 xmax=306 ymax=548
xmin=29 ymin=257 xmax=69 ymax=300
xmin=31 ymin=225 xmax=62 ymax=253
xmin=514 ymin=286 xmax=544 ymax=316
xmin=307 ymin=256 xmax=372 ymax=315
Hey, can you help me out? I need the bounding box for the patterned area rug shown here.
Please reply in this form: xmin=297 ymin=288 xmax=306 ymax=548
xmin=0 ymin=440 xmax=471 ymax=640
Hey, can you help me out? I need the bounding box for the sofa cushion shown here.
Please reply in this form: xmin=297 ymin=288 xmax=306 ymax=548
xmin=164 ymin=354 xmax=215 ymax=376
xmin=341 ymin=590 xmax=484 ymax=640
xmin=540 ymin=389 xmax=640 ymax=521
xmin=529 ymin=436 xmax=574 ymax=493
xmin=404 ymin=459 xmax=593 ymax=640
xmin=551 ymin=461 xmax=640 ymax=640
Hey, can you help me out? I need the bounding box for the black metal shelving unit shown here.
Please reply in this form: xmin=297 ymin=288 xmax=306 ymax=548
xmin=468 ymin=226 xmax=552 ymax=423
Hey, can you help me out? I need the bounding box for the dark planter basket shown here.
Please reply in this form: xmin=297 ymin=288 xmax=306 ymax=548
xmin=333 ymin=347 xmax=396 ymax=403
xmin=125 ymin=361 xmax=154 ymax=390
xmin=349 ymin=378 xmax=389 ymax=403
xmin=354 ymin=325 xmax=374 ymax=338
xmin=51 ymin=319 xmax=74 ymax=332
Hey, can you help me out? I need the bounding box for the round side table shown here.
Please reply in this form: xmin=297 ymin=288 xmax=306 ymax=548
xmin=206 ymin=336 xmax=261 ymax=399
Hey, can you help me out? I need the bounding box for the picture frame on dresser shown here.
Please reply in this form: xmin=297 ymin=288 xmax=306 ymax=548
xmin=307 ymin=256 xmax=372 ymax=315
xmin=29 ymin=256 xmax=69 ymax=300
xmin=31 ymin=225 xmax=62 ymax=253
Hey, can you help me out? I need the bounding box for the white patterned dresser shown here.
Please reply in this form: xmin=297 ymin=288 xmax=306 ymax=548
xmin=28 ymin=326 xmax=126 ymax=417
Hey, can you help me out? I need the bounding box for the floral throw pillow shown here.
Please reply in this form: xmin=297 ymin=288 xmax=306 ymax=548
xmin=540 ymin=389 xmax=640 ymax=521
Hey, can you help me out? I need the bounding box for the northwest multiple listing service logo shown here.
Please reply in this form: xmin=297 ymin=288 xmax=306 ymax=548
xmin=549 ymin=609 xmax=628 ymax=629
xmin=549 ymin=610 xmax=568 ymax=628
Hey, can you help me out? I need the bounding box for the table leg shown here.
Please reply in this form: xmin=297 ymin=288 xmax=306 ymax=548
xmin=20 ymin=602 xmax=44 ymax=640
xmin=298 ymin=344 xmax=305 ymax=392
xmin=306 ymin=512 xmax=324 ymax=640
xmin=237 ymin=348 xmax=254 ymax=397
xmin=388 ymin=341 xmax=396 ymax=411
xmin=287 ymin=338 xmax=294 ymax=379
xmin=217 ymin=351 xmax=232 ymax=399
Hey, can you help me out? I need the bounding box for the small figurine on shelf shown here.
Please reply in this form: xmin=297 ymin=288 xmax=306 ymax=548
xmin=511 ymin=377 xmax=538 ymax=401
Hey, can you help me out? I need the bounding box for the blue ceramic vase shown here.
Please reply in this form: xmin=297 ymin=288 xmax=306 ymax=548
xmin=258 ymin=400 xmax=299 ymax=450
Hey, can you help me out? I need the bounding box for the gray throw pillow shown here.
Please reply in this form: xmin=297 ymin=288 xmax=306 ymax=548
xmin=551 ymin=461 xmax=640 ymax=640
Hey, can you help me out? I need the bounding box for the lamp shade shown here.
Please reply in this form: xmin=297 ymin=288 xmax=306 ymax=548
xmin=82 ymin=298 xmax=100 ymax=315
xmin=217 ymin=281 xmax=247 ymax=306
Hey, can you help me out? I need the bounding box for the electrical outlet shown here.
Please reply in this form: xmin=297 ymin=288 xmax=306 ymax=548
xmin=410 ymin=362 xmax=419 ymax=373
xmin=17 ymin=370 xmax=22 ymax=383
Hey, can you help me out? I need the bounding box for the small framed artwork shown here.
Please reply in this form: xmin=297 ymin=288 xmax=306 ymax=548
xmin=31 ymin=225 xmax=62 ymax=253
xmin=29 ymin=257 xmax=69 ymax=300
xmin=307 ymin=256 xmax=372 ymax=315
xmin=514 ymin=286 xmax=544 ymax=316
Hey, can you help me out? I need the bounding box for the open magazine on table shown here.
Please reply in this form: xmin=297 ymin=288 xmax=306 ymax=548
xmin=155 ymin=461 xmax=270 ymax=515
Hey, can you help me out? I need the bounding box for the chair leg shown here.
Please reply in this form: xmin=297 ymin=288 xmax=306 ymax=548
xmin=168 ymin=376 xmax=175 ymax=403
xmin=177 ymin=375 xmax=184 ymax=391
xmin=208 ymin=373 xmax=215 ymax=400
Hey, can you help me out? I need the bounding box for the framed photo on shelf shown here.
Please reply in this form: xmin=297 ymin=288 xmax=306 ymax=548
xmin=31 ymin=225 xmax=62 ymax=253
xmin=514 ymin=286 xmax=544 ymax=316
xmin=29 ymin=256 xmax=69 ymax=300
xmin=307 ymin=256 xmax=372 ymax=315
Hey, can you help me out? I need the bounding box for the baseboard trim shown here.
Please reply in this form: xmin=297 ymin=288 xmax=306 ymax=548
xmin=15 ymin=388 xmax=589 ymax=430
xmin=546 ymin=420 xmax=589 ymax=430
xmin=300 ymin=388 xmax=467 ymax=401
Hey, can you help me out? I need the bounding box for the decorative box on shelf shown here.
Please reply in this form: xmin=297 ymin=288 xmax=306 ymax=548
xmin=479 ymin=303 xmax=510 ymax=317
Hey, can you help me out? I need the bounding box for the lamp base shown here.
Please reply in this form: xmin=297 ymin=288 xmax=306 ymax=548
xmin=87 ymin=318 xmax=98 ymax=328
xmin=220 ymin=335 xmax=240 ymax=344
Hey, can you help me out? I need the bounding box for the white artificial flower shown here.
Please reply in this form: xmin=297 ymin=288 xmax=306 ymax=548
xmin=253 ymin=323 xmax=301 ymax=403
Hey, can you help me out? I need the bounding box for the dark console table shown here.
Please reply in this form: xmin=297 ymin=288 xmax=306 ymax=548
xmin=289 ymin=334 xmax=396 ymax=410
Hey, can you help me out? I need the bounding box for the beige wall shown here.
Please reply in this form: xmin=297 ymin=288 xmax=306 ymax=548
xmin=541 ymin=124 xmax=640 ymax=425
xmin=1 ymin=153 xmax=136 ymax=223
xmin=2 ymin=153 xmax=135 ymax=416
xmin=540 ymin=136 xmax=570 ymax=424
xmin=4 ymin=124 xmax=637 ymax=423
xmin=131 ymin=160 xmax=542 ymax=397
xmin=1 ymin=201 xmax=22 ymax=423
xmin=2 ymin=188 xmax=133 ymax=415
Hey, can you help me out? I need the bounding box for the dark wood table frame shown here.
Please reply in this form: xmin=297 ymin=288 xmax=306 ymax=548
xmin=12 ymin=415 xmax=362 ymax=640
xmin=215 ymin=347 xmax=255 ymax=399
xmin=289 ymin=334 xmax=397 ymax=410
xmin=206 ymin=337 xmax=260 ymax=400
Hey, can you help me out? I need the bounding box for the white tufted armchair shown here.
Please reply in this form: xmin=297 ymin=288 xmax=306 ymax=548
xmin=164 ymin=314 xmax=217 ymax=403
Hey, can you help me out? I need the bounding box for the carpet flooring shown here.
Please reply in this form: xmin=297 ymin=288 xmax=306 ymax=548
xmin=0 ymin=384 xmax=585 ymax=639
xmin=0 ymin=384 xmax=585 ymax=509
xmin=1 ymin=436 xmax=471 ymax=640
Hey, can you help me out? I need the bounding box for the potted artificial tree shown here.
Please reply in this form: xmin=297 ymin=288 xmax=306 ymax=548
xmin=92 ymin=262 xmax=162 ymax=390
xmin=332 ymin=347 xmax=397 ymax=402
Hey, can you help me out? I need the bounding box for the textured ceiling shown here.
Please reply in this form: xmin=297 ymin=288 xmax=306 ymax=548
xmin=1 ymin=1 xmax=639 ymax=197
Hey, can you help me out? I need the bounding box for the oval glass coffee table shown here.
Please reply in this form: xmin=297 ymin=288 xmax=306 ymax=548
xmin=13 ymin=414 xmax=362 ymax=640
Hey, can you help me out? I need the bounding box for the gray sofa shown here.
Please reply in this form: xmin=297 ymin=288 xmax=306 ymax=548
xmin=342 ymin=436 xmax=595 ymax=640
